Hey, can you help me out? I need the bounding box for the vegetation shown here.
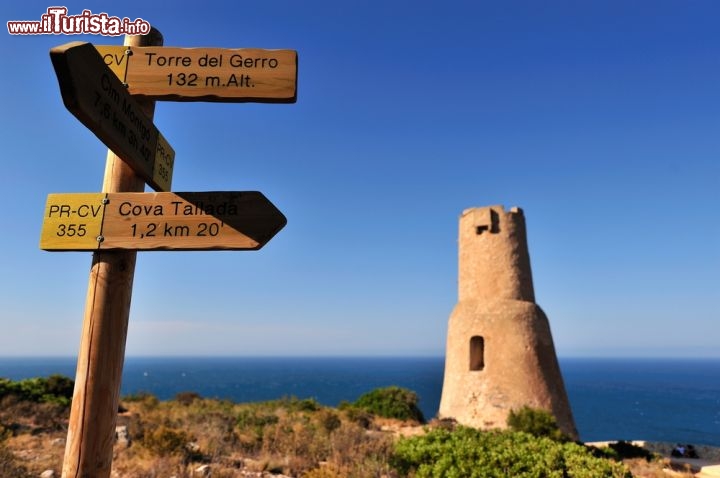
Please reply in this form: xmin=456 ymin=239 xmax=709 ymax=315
xmin=0 ymin=443 xmax=33 ymax=478
xmin=349 ymin=386 xmax=425 ymax=423
xmin=602 ymin=440 xmax=655 ymax=461
xmin=507 ymin=405 xmax=570 ymax=442
xmin=0 ymin=412 xmax=38 ymax=478
xmin=109 ymin=392 xmax=396 ymax=476
xmin=0 ymin=374 xmax=74 ymax=406
xmin=0 ymin=375 xmax=685 ymax=477
xmin=393 ymin=426 xmax=631 ymax=478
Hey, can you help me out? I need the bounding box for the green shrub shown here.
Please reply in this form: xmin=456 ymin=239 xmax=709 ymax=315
xmin=236 ymin=409 xmax=279 ymax=430
xmin=507 ymin=406 xmax=569 ymax=442
xmin=593 ymin=440 xmax=655 ymax=462
xmin=44 ymin=375 xmax=74 ymax=400
xmin=353 ymin=386 xmax=425 ymax=422
xmin=278 ymin=396 xmax=320 ymax=412
xmin=0 ymin=375 xmax=73 ymax=406
xmin=0 ymin=379 xmax=12 ymax=398
xmin=393 ymin=426 xmax=631 ymax=478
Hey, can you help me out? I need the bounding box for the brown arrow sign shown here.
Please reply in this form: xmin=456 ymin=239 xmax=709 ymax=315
xmin=94 ymin=45 xmax=298 ymax=103
xmin=40 ymin=191 xmax=286 ymax=251
xmin=50 ymin=41 xmax=175 ymax=192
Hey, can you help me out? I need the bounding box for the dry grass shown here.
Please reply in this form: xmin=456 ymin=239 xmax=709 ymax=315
xmin=622 ymin=457 xmax=695 ymax=478
xmin=105 ymin=395 xmax=398 ymax=477
xmin=0 ymin=394 xmax=68 ymax=476
xmin=2 ymin=392 xmax=717 ymax=477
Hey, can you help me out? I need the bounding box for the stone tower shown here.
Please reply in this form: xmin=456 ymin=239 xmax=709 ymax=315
xmin=439 ymin=205 xmax=577 ymax=439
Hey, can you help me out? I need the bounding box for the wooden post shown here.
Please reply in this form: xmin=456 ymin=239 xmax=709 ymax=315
xmin=62 ymin=28 xmax=163 ymax=478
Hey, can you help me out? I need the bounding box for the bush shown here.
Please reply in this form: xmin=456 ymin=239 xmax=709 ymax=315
xmin=142 ymin=425 xmax=192 ymax=457
xmin=278 ymin=396 xmax=320 ymax=412
xmin=318 ymin=409 xmax=341 ymax=433
xmin=44 ymin=375 xmax=74 ymax=400
xmin=393 ymin=427 xmax=631 ymax=478
xmin=235 ymin=407 xmax=280 ymax=451
xmin=122 ymin=392 xmax=159 ymax=411
xmin=597 ymin=440 xmax=655 ymax=461
xmin=122 ymin=391 xmax=156 ymax=402
xmin=326 ymin=421 xmax=395 ymax=476
xmin=0 ymin=375 xmax=74 ymax=406
xmin=175 ymin=391 xmax=201 ymax=406
xmin=338 ymin=401 xmax=372 ymax=428
xmin=507 ymin=406 xmax=569 ymax=442
xmin=353 ymin=386 xmax=425 ymax=422
xmin=236 ymin=409 xmax=279 ymax=430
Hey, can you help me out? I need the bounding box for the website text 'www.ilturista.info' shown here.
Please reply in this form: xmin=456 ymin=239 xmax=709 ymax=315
xmin=8 ymin=7 xmax=150 ymax=36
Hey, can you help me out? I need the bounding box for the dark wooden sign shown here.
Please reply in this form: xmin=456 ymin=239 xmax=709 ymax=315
xmin=50 ymin=42 xmax=175 ymax=191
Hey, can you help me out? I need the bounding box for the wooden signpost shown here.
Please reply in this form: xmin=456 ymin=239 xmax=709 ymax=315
xmin=95 ymin=45 xmax=297 ymax=102
xmin=43 ymin=28 xmax=296 ymax=478
xmin=51 ymin=42 xmax=175 ymax=191
xmin=40 ymin=191 xmax=286 ymax=251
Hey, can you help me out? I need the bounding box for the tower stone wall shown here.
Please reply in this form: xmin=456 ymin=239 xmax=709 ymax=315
xmin=439 ymin=205 xmax=577 ymax=439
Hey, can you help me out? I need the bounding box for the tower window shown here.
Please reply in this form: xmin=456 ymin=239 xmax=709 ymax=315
xmin=470 ymin=336 xmax=484 ymax=371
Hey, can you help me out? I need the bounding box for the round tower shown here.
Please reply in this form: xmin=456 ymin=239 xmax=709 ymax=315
xmin=439 ymin=205 xmax=577 ymax=439
xmin=458 ymin=205 xmax=535 ymax=303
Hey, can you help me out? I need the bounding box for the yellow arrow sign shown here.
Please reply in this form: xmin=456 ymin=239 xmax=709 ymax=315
xmin=94 ymin=45 xmax=297 ymax=103
xmin=41 ymin=191 xmax=286 ymax=251
xmin=50 ymin=42 xmax=175 ymax=192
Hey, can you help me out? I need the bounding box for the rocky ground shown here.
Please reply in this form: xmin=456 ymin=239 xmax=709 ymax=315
xmin=587 ymin=441 xmax=720 ymax=478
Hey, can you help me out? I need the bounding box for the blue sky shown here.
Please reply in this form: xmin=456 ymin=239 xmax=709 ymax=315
xmin=0 ymin=1 xmax=718 ymax=358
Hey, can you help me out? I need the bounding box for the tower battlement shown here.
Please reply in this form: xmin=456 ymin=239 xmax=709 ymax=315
xmin=458 ymin=205 xmax=534 ymax=303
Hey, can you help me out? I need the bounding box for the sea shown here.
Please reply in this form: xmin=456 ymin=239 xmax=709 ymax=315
xmin=0 ymin=357 xmax=718 ymax=446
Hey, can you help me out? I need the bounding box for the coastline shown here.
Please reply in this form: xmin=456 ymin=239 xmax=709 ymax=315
xmin=1 ymin=356 xmax=719 ymax=447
